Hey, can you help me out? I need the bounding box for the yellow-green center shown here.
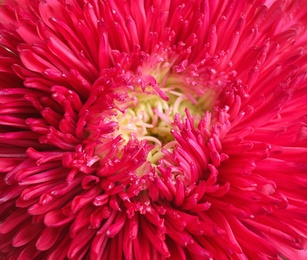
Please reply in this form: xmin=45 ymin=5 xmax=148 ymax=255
xmin=115 ymin=82 xmax=216 ymax=164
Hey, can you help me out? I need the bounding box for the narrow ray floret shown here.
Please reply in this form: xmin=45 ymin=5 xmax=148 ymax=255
xmin=0 ymin=0 xmax=307 ymax=259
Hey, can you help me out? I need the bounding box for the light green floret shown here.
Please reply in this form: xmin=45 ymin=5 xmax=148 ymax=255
xmin=115 ymin=87 xmax=215 ymax=164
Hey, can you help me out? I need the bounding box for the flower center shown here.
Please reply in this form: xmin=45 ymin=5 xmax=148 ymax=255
xmin=115 ymin=77 xmax=216 ymax=164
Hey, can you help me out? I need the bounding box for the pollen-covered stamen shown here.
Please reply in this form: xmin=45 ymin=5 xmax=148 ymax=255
xmin=114 ymin=79 xmax=217 ymax=164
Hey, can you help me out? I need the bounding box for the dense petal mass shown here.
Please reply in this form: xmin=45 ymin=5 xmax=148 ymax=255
xmin=1 ymin=0 xmax=307 ymax=259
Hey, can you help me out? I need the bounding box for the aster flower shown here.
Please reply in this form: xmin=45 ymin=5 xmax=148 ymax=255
xmin=1 ymin=0 xmax=307 ymax=259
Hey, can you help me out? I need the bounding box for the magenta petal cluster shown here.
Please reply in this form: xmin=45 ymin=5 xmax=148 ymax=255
xmin=1 ymin=0 xmax=307 ymax=259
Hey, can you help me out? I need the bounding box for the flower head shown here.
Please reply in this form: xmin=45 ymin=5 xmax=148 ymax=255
xmin=1 ymin=0 xmax=307 ymax=259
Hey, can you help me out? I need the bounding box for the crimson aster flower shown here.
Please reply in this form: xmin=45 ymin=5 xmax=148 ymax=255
xmin=1 ymin=0 xmax=307 ymax=259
